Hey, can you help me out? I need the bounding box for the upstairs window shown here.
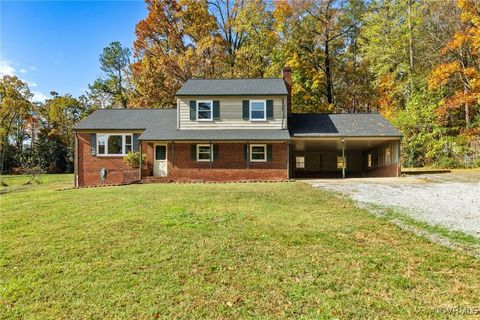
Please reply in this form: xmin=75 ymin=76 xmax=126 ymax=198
xmin=197 ymin=101 xmax=213 ymax=121
xmin=250 ymin=100 xmax=266 ymax=121
xmin=97 ymin=134 xmax=132 ymax=156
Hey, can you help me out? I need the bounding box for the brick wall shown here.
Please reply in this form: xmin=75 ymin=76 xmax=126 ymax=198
xmin=364 ymin=164 xmax=400 ymax=177
xmin=144 ymin=142 xmax=288 ymax=182
xmin=76 ymin=135 xmax=288 ymax=186
xmin=76 ymin=133 xmax=145 ymax=187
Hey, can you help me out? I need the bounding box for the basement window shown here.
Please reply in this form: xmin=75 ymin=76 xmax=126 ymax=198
xmin=295 ymin=156 xmax=305 ymax=169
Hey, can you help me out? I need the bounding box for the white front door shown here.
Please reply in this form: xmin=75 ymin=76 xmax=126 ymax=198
xmin=153 ymin=144 xmax=168 ymax=177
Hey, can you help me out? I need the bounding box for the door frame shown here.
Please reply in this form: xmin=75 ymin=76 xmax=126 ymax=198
xmin=153 ymin=143 xmax=168 ymax=177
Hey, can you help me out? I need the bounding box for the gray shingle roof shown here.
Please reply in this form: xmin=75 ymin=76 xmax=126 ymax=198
xmin=74 ymin=109 xmax=290 ymax=141
xmin=289 ymin=113 xmax=402 ymax=137
xmin=75 ymin=110 xmax=400 ymax=140
xmin=74 ymin=109 xmax=166 ymax=130
xmin=176 ymin=79 xmax=288 ymax=96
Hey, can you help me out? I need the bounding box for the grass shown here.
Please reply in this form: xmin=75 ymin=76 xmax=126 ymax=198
xmin=1 ymin=175 xmax=480 ymax=319
xmin=0 ymin=174 xmax=73 ymax=195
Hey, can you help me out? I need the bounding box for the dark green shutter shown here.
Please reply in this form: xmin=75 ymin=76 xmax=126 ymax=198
xmin=213 ymin=101 xmax=220 ymax=120
xmin=132 ymin=133 xmax=140 ymax=152
xmin=267 ymin=145 xmax=272 ymax=161
xmin=190 ymin=101 xmax=196 ymax=120
xmin=90 ymin=134 xmax=96 ymax=155
xmin=213 ymin=144 xmax=219 ymax=160
xmin=191 ymin=144 xmax=196 ymax=161
xmin=242 ymin=100 xmax=249 ymax=120
xmin=266 ymin=100 xmax=274 ymax=119
xmin=243 ymin=144 xmax=248 ymax=160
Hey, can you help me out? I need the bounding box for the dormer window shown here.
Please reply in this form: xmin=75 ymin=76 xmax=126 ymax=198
xmin=250 ymin=100 xmax=266 ymax=121
xmin=197 ymin=100 xmax=213 ymax=121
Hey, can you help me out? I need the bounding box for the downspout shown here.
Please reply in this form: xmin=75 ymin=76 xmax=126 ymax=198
xmin=286 ymin=141 xmax=290 ymax=180
xmin=74 ymin=131 xmax=79 ymax=187
xmin=172 ymin=141 xmax=175 ymax=169
xmin=247 ymin=141 xmax=250 ymax=169
xmin=139 ymin=142 xmax=143 ymax=181
xmin=281 ymin=97 xmax=285 ymax=129
xmin=342 ymin=138 xmax=346 ymax=179
xmin=209 ymin=141 xmax=212 ymax=169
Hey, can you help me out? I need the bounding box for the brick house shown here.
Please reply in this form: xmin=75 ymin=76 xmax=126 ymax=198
xmin=73 ymin=68 xmax=402 ymax=187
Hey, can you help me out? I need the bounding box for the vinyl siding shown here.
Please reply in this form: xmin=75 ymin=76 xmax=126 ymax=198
xmin=178 ymin=96 xmax=287 ymax=130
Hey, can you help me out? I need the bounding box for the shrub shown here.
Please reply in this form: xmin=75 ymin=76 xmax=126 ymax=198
xmin=123 ymin=152 xmax=145 ymax=168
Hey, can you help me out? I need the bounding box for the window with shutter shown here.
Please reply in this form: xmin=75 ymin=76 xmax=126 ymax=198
xmin=249 ymin=144 xmax=267 ymax=162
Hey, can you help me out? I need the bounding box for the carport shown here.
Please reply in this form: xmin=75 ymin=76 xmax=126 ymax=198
xmin=289 ymin=113 xmax=403 ymax=178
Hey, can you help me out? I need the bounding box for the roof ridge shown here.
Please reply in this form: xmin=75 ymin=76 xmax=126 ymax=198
xmin=95 ymin=108 xmax=176 ymax=111
xmin=292 ymin=112 xmax=380 ymax=115
xmin=188 ymin=78 xmax=283 ymax=81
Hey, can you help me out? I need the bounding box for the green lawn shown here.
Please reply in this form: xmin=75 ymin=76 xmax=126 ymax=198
xmin=1 ymin=176 xmax=479 ymax=319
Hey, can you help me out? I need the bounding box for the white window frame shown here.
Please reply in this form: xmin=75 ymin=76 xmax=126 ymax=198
xmin=196 ymin=100 xmax=213 ymax=121
xmin=196 ymin=144 xmax=212 ymax=162
xmin=96 ymin=133 xmax=133 ymax=156
xmin=250 ymin=144 xmax=267 ymax=162
xmin=295 ymin=156 xmax=305 ymax=169
xmin=249 ymin=100 xmax=267 ymax=121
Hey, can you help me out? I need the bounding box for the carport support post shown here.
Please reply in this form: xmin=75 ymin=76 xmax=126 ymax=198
xmin=342 ymin=138 xmax=346 ymax=179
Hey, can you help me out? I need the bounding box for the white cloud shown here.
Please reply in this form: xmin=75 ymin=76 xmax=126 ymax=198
xmin=31 ymin=91 xmax=49 ymax=103
xmin=1 ymin=59 xmax=47 ymax=102
xmin=0 ymin=60 xmax=16 ymax=76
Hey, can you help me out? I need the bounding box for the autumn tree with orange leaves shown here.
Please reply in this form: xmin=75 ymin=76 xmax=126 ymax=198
xmin=429 ymin=0 xmax=480 ymax=131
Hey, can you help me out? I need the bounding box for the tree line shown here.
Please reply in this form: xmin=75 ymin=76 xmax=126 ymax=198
xmin=1 ymin=0 xmax=479 ymax=174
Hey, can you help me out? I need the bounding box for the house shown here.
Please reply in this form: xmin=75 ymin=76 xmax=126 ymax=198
xmin=73 ymin=67 xmax=402 ymax=187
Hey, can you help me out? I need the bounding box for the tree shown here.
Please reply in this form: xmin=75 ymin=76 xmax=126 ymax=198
xmin=16 ymin=146 xmax=48 ymax=185
xmin=0 ymin=75 xmax=33 ymax=173
xmin=132 ymin=0 xmax=221 ymax=108
xmin=89 ymin=41 xmax=133 ymax=108
xmin=428 ymin=0 xmax=480 ymax=130
xmin=273 ymin=0 xmax=364 ymax=112
xmin=38 ymin=93 xmax=91 ymax=172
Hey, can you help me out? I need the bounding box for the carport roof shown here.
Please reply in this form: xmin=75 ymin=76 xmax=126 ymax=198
xmin=289 ymin=113 xmax=402 ymax=138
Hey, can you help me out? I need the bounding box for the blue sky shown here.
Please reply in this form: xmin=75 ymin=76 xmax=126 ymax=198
xmin=0 ymin=0 xmax=147 ymax=101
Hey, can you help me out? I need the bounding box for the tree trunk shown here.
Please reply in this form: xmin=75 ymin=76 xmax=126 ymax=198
xmin=408 ymin=0 xmax=415 ymax=78
xmin=325 ymin=39 xmax=334 ymax=106
xmin=464 ymin=84 xmax=470 ymax=127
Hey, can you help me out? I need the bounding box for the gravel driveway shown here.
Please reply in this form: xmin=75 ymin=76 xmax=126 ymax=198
xmin=306 ymin=171 xmax=480 ymax=237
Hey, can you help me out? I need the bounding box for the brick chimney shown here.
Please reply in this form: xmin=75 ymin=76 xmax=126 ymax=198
xmin=282 ymin=66 xmax=292 ymax=118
